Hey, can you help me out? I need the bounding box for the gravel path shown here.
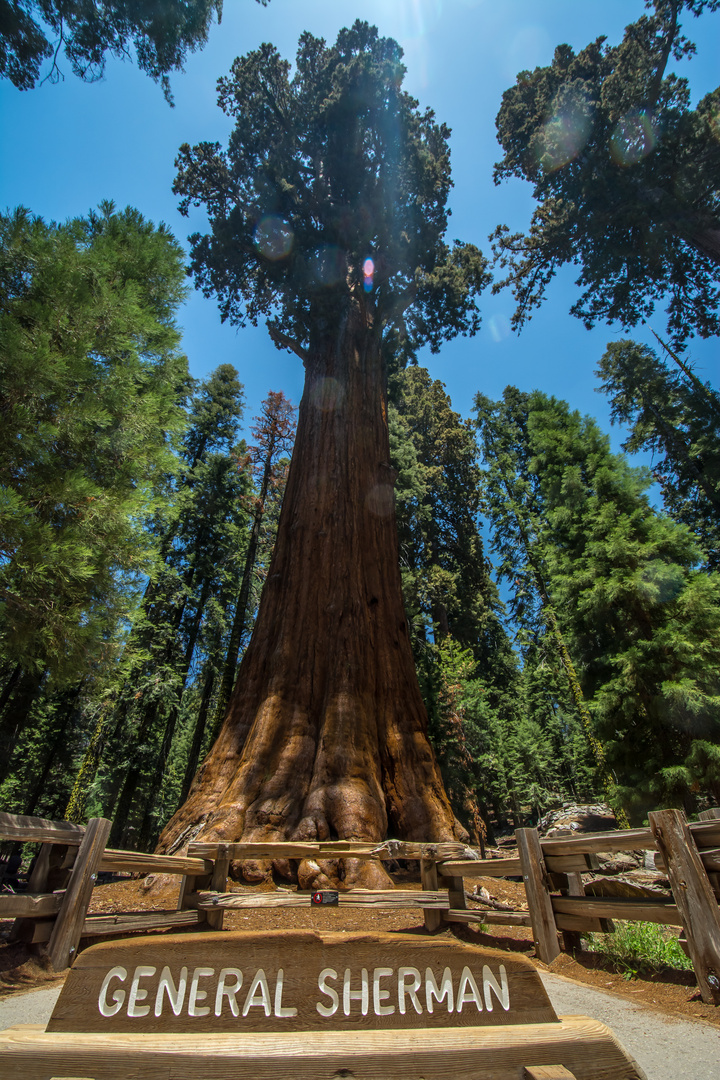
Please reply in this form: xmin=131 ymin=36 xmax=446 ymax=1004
xmin=1 ymin=975 xmax=717 ymax=1080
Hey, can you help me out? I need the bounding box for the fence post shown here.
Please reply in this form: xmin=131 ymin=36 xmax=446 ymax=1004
xmin=46 ymin=817 xmax=112 ymax=971
xmin=420 ymin=854 xmax=442 ymax=932
xmin=206 ymin=844 xmax=230 ymax=930
xmin=649 ymin=808 xmax=720 ymax=1005
xmin=516 ymin=828 xmax=560 ymax=964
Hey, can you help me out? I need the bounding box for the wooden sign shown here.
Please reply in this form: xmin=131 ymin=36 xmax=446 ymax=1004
xmin=48 ymin=929 xmax=557 ymax=1033
xmin=1 ymin=930 xmax=646 ymax=1080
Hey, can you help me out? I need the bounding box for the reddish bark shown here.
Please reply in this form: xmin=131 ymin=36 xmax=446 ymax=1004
xmin=158 ymin=303 xmax=463 ymax=886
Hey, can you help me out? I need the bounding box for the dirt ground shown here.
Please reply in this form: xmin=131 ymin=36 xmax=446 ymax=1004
xmin=1 ymin=873 xmax=718 ymax=1028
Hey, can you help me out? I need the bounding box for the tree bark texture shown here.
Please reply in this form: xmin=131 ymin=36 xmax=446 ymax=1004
xmin=158 ymin=305 xmax=462 ymax=886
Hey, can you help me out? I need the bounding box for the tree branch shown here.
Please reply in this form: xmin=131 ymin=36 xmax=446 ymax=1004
xmin=267 ymin=322 xmax=308 ymax=362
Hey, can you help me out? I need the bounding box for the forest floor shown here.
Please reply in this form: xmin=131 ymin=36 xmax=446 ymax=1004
xmin=0 ymin=872 xmax=717 ymax=1028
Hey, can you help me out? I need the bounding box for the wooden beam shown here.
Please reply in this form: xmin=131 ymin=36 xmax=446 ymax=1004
xmin=0 ymin=892 xmax=63 ymax=919
xmin=47 ymin=816 xmax=112 ymax=971
xmin=649 ymin=808 xmax=720 ymax=1005
xmin=98 ymin=850 xmax=212 ymax=876
xmin=551 ymin=896 xmax=683 ymax=926
xmin=187 ymin=839 xmax=468 ymax=861
xmin=16 ymin=909 xmax=204 ymax=945
xmin=698 ymin=808 xmax=720 ymax=821
xmin=516 ymin=828 xmax=560 ymax=964
xmin=0 ymin=811 xmax=86 ymax=845
xmin=190 ymin=889 xmax=450 ymax=910
xmin=699 ymin=848 xmax=720 ymax=873
xmin=445 ymin=909 xmax=533 ymax=927
xmin=545 ymin=853 xmax=598 ymax=874
xmin=539 ymin=827 xmax=654 ymax=856
xmin=438 ymin=857 xmax=522 ymax=877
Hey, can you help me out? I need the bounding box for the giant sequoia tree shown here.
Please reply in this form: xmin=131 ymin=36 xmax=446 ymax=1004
xmin=157 ymin=23 xmax=489 ymax=885
xmin=491 ymin=0 xmax=720 ymax=345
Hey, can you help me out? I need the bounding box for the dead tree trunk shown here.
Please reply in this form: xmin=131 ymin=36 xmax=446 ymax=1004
xmin=158 ymin=306 xmax=462 ymax=887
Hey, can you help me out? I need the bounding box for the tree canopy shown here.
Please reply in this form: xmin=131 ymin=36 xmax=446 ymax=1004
xmin=174 ymin=20 xmax=489 ymax=362
xmin=491 ymin=0 xmax=720 ymax=346
xmin=0 ymin=0 xmax=268 ymax=99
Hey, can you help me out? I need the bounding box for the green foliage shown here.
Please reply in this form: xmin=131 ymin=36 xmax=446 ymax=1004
xmin=598 ymin=339 xmax=720 ymax=567
xmin=0 ymin=0 xmax=269 ymax=100
xmin=476 ymin=387 xmax=720 ymax=819
xmin=174 ymin=20 xmax=489 ymax=359
xmin=492 ymin=1 xmax=720 ymax=345
xmin=0 ymin=202 xmax=189 ymax=689
xmin=584 ymin=921 xmax=694 ymax=975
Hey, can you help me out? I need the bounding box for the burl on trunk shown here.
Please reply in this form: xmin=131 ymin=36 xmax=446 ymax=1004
xmin=158 ymin=306 xmax=462 ymax=887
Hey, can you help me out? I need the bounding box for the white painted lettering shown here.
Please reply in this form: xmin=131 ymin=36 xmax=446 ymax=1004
xmin=372 ymin=967 xmax=395 ymax=1016
xmin=215 ymin=968 xmax=243 ymax=1017
xmin=316 ymin=968 xmax=339 ymax=1017
xmin=343 ymin=967 xmax=369 ymax=1016
xmin=154 ymin=965 xmax=188 ymax=1017
xmin=127 ymin=965 xmax=156 ymax=1018
xmin=456 ymin=966 xmax=483 ymax=1013
xmin=483 ymin=964 xmax=510 ymax=1012
xmin=397 ymin=967 xmax=422 ymax=1015
xmin=188 ymin=967 xmax=214 ymax=1017
xmin=425 ymin=966 xmax=453 ymax=1014
xmin=274 ymin=968 xmax=297 ymax=1018
xmin=243 ymin=969 xmax=271 ymax=1017
xmin=98 ymin=966 xmax=127 ymax=1017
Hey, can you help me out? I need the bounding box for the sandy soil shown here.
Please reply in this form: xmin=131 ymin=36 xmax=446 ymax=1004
xmin=1 ymin=873 xmax=717 ymax=1028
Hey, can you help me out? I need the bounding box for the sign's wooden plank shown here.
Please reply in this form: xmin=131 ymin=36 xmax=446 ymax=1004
xmin=47 ymin=929 xmax=558 ymax=1034
xmin=47 ymin=817 xmax=112 ymax=971
xmin=191 ymin=889 xmax=451 ymax=910
xmin=524 ymin=1067 xmax=577 ymax=1079
xmin=439 ymin=858 xmax=522 ymax=878
xmin=650 ymin=808 xmax=720 ymax=1005
xmin=551 ymin=896 xmax=683 ymax=926
xmin=1 ymin=1015 xmax=647 ymax=1079
xmin=516 ymin=829 xmax=560 ymax=964
xmin=0 ymin=892 xmax=63 ymax=918
xmin=0 ymin=811 xmax=86 ymax=845
xmin=99 ymin=851 xmax=212 ymax=876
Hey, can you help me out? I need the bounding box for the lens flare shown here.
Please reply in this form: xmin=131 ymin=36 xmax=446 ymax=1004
xmin=488 ymin=314 xmax=511 ymax=343
xmin=534 ymin=91 xmax=592 ymax=172
xmin=610 ymin=109 xmax=658 ymax=167
xmin=254 ymin=215 xmax=293 ymax=260
xmin=363 ymin=257 xmax=375 ymax=293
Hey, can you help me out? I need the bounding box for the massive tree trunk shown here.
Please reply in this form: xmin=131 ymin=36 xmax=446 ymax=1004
xmin=157 ymin=304 xmax=462 ymax=886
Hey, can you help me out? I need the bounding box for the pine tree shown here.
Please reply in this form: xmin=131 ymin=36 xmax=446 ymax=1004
xmin=477 ymin=387 xmax=720 ymax=819
xmin=0 ymin=203 xmax=189 ymax=784
xmin=598 ymin=339 xmax=720 ymax=567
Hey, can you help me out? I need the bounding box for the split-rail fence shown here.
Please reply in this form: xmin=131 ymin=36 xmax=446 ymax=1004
xmin=1 ymin=807 xmax=719 ymax=1004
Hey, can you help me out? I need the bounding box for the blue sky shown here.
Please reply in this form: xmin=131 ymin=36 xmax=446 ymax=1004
xmin=1 ymin=0 xmax=718 ymax=446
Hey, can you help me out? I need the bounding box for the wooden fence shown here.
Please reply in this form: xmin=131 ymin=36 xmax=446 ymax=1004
xmin=2 ymin=807 xmax=719 ymax=1004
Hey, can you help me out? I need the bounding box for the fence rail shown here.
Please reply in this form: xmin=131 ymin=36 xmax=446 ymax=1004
xmin=1 ymin=807 xmax=719 ymax=1004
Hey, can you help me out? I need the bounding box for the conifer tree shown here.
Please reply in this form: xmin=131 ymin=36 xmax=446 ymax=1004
xmin=158 ymin=23 xmax=489 ymax=884
xmin=491 ymin=1 xmax=720 ymax=345
xmin=477 ymin=387 xmax=720 ymax=818
xmin=598 ymin=339 xmax=720 ymax=567
xmin=0 ymin=203 xmax=189 ymax=781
